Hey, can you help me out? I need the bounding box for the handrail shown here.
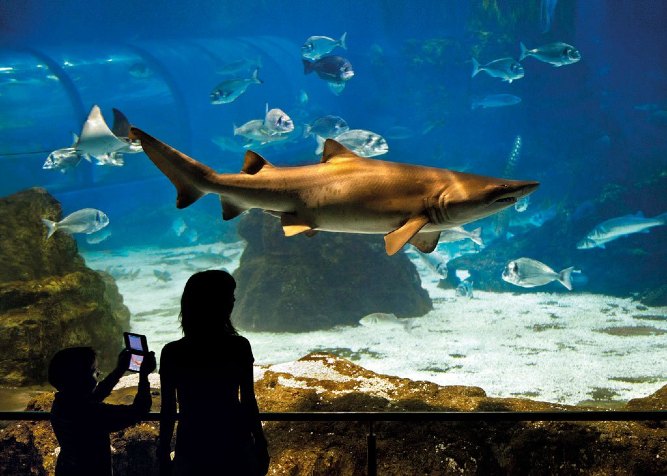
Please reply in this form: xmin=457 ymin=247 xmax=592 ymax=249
xmin=2 ymin=410 xmax=665 ymax=476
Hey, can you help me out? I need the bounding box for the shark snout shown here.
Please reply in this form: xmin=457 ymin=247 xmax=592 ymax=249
xmin=493 ymin=180 xmax=540 ymax=204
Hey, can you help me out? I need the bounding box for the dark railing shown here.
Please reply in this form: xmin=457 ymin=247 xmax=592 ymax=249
xmin=2 ymin=410 xmax=666 ymax=476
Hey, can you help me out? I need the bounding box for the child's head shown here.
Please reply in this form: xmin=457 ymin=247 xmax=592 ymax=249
xmin=48 ymin=346 xmax=98 ymax=394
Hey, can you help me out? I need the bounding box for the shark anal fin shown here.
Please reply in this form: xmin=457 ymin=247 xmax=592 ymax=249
xmin=130 ymin=127 xmax=211 ymax=209
xmin=384 ymin=215 xmax=430 ymax=256
xmin=409 ymin=231 xmax=441 ymax=254
xmin=281 ymin=213 xmax=315 ymax=237
xmin=242 ymin=150 xmax=274 ymax=174
xmin=321 ymin=139 xmax=356 ymax=163
xmin=221 ymin=199 xmax=246 ymax=221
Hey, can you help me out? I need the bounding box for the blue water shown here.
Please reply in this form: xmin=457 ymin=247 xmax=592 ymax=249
xmin=2 ymin=1 xmax=667 ymax=387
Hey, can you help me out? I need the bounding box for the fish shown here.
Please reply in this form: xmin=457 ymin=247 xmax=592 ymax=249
xmin=129 ymin=127 xmax=539 ymax=256
xmin=85 ymin=228 xmax=112 ymax=244
xmin=359 ymin=312 xmax=412 ymax=330
xmin=509 ymin=205 xmax=558 ymax=232
xmin=301 ymin=32 xmax=347 ymax=61
xmin=440 ymin=227 xmax=483 ymax=246
xmin=416 ymin=250 xmax=448 ymax=278
xmin=303 ymin=115 xmax=349 ymax=138
xmin=455 ymin=280 xmax=474 ymax=299
xmin=43 ymin=133 xmax=90 ymax=173
xmin=315 ymin=129 xmax=388 ymax=157
xmin=233 ymin=119 xmax=290 ymax=146
xmin=471 ymin=57 xmax=524 ymax=83
xmin=42 ymin=208 xmax=110 ymax=239
xmin=303 ymin=56 xmax=354 ymax=94
xmin=576 ymin=212 xmax=667 ymax=249
xmin=502 ymin=257 xmax=574 ymax=290
xmin=128 ymin=62 xmax=152 ymax=79
xmin=210 ymin=67 xmax=262 ymax=104
xmin=74 ymin=105 xmax=132 ymax=165
xmin=519 ymin=42 xmax=581 ymax=67
xmin=471 ymin=94 xmax=522 ymax=109
xmin=514 ymin=196 xmax=530 ymax=213
xmin=263 ymin=104 xmax=294 ymax=135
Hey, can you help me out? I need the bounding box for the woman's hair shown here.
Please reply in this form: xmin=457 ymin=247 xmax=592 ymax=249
xmin=48 ymin=346 xmax=96 ymax=392
xmin=180 ymin=270 xmax=238 ymax=338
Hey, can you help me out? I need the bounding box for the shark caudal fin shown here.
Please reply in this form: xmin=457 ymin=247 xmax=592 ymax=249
xmin=41 ymin=218 xmax=57 ymax=239
xmin=129 ymin=127 xmax=213 ymax=209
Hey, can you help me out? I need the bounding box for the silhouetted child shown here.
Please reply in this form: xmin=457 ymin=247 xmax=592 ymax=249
xmin=159 ymin=270 xmax=269 ymax=475
xmin=49 ymin=346 xmax=156 ymax=476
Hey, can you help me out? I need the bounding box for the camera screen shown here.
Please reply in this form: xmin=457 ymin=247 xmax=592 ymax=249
xmin=129 ymin=353 xmax=144 ymax=372
xmin=128 ymin=334 xmax=145 ymax=352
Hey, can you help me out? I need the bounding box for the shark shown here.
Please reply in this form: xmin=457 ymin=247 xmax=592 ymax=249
xmin=129 ymin=127 xmax=539 ymax=255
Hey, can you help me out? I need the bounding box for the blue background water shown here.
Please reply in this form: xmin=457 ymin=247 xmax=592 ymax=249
xmin=0 ymin=0 xmax=665 ymax=289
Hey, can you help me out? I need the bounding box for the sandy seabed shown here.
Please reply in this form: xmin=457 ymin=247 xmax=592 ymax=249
xmin=82 ymin=242 xmax=667 ymax=406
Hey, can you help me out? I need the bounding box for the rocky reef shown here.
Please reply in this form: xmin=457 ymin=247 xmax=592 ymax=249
xmin=231 ymin=210 xmax=432 ymax=332
xmin=0 ymin=188 xmax=130 ymax=385
xmin=2 ymin=353 xmax=666 ymax=475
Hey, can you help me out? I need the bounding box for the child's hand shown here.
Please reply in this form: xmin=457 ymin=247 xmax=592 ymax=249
xmin=116 ymin=349 xmax=132 ymax=372
xmin=139 ymin=351 xmax=157 ymax=376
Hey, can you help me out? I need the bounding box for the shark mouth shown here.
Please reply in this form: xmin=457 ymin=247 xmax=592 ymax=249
xmin=496 ymin=197 xmax=517 ymax=203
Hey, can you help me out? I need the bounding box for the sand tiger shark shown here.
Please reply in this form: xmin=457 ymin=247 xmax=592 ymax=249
xmin=129 ymin=127 xmax=539 ymax=255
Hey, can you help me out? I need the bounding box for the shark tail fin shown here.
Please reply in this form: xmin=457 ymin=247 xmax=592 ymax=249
xmin=471 ymin=57 xmax=481 ymax=78
xmin=558 ymin=266 xmax=575 ymax=291
xmin=339 ymin=32 xmax=348 ymax=50
xmin=129 ymin=127 xmax=212 ymax=209
xmin=42 ymin=218 xmax=57 ymax=239
xmin=252 ymin=67 xmax=263 ymax=84
xmin=519 ymin=42 xmax=529 ymax=61
xmin=111 ymin=108 xmax=131 ymax=137
xmin=655 ymin=212 xmax=667 ymax=224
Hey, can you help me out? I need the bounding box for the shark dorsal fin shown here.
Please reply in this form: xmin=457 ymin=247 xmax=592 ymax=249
xmin=321 ymin=139 xmax=357 ymax=163
xmin=242 ymin=150 xmax=274 ymax=175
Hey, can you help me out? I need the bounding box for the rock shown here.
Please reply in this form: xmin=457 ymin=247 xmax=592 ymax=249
xmin=2 ymin=353 xmax=666 ymax=475
xmin=0 ymin=188 xmax=131 ymax=385
xmin=231 ymin=210 xmax=432 ymax=331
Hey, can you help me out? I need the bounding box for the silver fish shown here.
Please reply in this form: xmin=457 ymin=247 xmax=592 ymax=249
xmin=210 ymin=68 xmax=262 ymax=105
xmin=520 ymin=42 xmax=581 ymax=67
xmin=263 ymin=104 xmax=294 ymax=135
xmin=576 ymin=212 xmax=666 ymax=249
xmin=43 ymin=143 xmax=87 ymax=173
xmin=303 ymin=115 xmax=349 ymax=138
xmin=471 ymin=94 xmax=522 ymax=110
xmin=233 ymin=119 xmax=290 ymax=146
xmin=42 ymin=208 xmax=109 ymax=239
xmin=502 ymin=257 xmax=574 ymax=290
xmin=315 ymin=129 xmax=388 ymax=157
xmin=359 ymin=312 xmax=411 ymax=330
xmin=471 ymin=57 xmax=524 ymax=83
xmin=417 ymin=250 xmax=448 ymax=278
xmin=440 ymin=227 xmax=483 ymax=246
xmin=85 ymin=228 xmax=112 ymax=244
xmin=301 ymin=32 xmax=347 ymax=61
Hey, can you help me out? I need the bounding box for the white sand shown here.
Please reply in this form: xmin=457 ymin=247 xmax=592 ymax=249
xmin=82 ymin=243 xmax=667 ymax=406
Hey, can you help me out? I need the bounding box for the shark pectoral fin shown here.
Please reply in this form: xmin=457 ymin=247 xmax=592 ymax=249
xmin=242 ymin=150 xmax=274 ymax=174
xmin=409 ymin=231 xmax=441 ymax=254
xmin=129 ymin=127 xmax=212 ymax=209
xmin=221 ymin=199 xmax=246 ymax=221
xmin=281 ymin=213 xmax=315 ymax=237
xmin=384 ymin=215 xmax=430 ymax=256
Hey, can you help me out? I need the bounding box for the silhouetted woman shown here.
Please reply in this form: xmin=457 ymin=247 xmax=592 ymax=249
xmin=158 ymin=270 xmax=269 ymax=475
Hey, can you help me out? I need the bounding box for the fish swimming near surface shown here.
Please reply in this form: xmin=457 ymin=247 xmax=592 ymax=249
xmin=129 ymin=127 xmax=539 ymax=256
xmin=314 ymin=129 xmax=388 ymax=157
xmin=303 ymin=115 xmax=349 ymax=138
xmin=576 ymin=211 xmax=667 ymax=249
xmin=42 ymin=208 xmax=110 ymax=239
xmin=519 ymin=42 xmax=581 ymax=67
xmin=303 ymin=56 xmax=354 ymax=95
xmin=502 ymin=257 xmax=574 ymax=290
xmin=471 ymin=57 xmax=524 ymax=83
xmin=359 ymin=312 xmax=412 ymax=330
xmin=471 ymin=94 xmax=522 ymax=110
xmin=210 ymin=67 xmax=262 ymax=104
xmin=301 ymin=32 xmax=347 ymax=61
